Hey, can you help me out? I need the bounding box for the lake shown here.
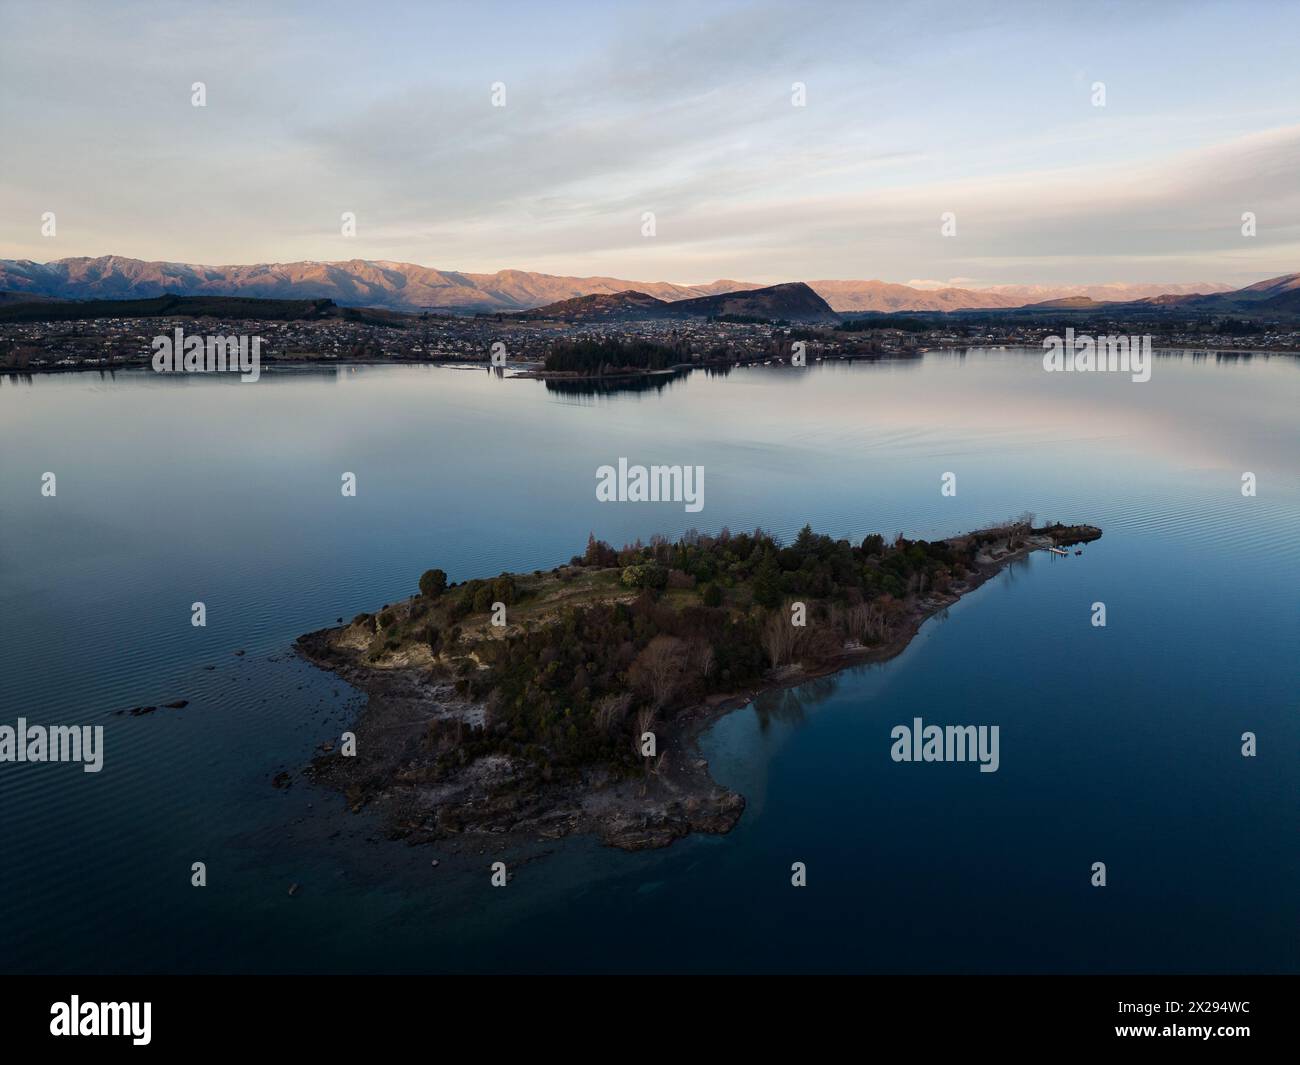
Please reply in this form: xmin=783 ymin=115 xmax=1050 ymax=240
xmin=1 ymin=349 xmax=1296 ymax=973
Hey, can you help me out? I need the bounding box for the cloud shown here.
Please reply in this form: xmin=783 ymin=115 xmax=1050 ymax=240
xmin=1 ymin=1 xmax=1298 ymax=285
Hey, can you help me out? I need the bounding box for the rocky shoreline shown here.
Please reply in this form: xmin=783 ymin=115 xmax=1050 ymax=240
xmin=294 ymin=631 xmax=746 ymax=851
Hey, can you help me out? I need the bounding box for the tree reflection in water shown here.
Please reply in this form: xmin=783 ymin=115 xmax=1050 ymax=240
xmin=751 ymin=672 xmax=839 ymax=733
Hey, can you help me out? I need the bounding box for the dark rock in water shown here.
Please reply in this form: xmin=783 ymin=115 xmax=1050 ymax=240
xmin=163 ymin=699 xmax=189 ymax=709
xmin=127 ymin=706 xmax=157 ymax=717
xmin=203 ymin=664 xmax=216 ymax=671
xmin=272 ymin=771 xmax=293 ymax=789
xmin=234 ymin=649 xmax=245 ymax=656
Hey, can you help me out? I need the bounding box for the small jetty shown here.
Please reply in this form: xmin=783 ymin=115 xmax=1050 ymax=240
xmin=1047 ymin=547 xmax=1069 ymax=556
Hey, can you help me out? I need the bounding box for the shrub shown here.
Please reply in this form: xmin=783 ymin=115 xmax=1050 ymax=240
xmin=621 ymin=563 xmax=668 ymax=590
xmin=419 ymin=568 xmax=448 ymax=599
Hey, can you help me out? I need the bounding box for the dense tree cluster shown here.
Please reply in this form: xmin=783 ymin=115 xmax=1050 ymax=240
xmin=460 ymin=596 xmax=765 ymax=768
xmin=406 ymin=523 xmax=1002 ymax=776
xmin=443 ymin=573 xmax=519 ymax=620
xmin=542 ymin=338 xmax=680 ymax=375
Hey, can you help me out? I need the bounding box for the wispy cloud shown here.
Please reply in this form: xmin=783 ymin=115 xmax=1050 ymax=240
xmin=1 ymin=0 xmax=1297 ymax=284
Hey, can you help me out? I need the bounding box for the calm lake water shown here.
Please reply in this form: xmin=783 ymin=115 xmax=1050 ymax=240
xmin=1 ymin=349 xmax=1296 ymax=974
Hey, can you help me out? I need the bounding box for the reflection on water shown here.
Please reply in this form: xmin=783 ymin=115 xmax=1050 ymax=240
xmin=1 ymin=349 xmax=1296 ymax=974
xmin=752 ymin=673 xmax=840 ymax=732
xmin=541 ymin=369 xmax=689 ymax=397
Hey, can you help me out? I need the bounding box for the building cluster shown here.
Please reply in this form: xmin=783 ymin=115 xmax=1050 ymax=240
xmin=3 ymin=312 xmax=1297 ymax=374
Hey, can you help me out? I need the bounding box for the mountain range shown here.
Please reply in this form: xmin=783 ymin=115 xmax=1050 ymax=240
xmin=0 ymin=256 xmax=1255 ymax=315
xmin=1017 ymin=273 xmax=1300 ymax=316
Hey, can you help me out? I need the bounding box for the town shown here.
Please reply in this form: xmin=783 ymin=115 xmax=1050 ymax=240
xmin=4 ymin=305 xmax=1299 ymax=376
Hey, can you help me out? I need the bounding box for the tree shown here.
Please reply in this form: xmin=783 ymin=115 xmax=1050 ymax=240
xmin=583 ymin=533 xmax=617 ymax=568
xmin=752 ymin=556 xmax=782 ymax=608
xmin=594 ymin=692 xmax=632 ymax=734
xmin=419 ymin=568 xmax=447 ymax=598
xmin=621 ymin=563 xmax=668 ymax=590
xmin=629 ymin=635 xmax=688 ymax=710
xmin=761 ymin=608 xmax=797 ymax=669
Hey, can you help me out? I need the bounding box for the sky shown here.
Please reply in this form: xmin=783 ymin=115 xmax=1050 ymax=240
xmin=1 ymin=0 xmax=1298 ymax=286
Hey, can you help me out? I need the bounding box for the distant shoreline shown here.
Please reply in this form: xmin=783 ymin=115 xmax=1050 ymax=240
xmin=6 ymin=343 xmax=1298 ymax=379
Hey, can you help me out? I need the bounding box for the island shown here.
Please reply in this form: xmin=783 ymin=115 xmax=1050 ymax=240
xmin=296 ymin=519 xmax=1101 ymax=850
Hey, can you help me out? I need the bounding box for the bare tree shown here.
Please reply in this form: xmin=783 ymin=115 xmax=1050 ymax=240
xmin=837 ymin=600 xmax=889 ymax=644
xmin=692 ymin=642 xmax=715 ymax=680
xmin=594 ymin=691 xmax=632 ymax=734
xmin=862 ymin=600 xmax=889 ymax=642
xmin=634 ymin=704 xmax=658 ymax=792
xmin=761 ymin=608 xmax=797 ymax=669
xmin=634 ymin=705 xmax=657 ymax=751
xmin=629 ymin=635 xmax=688 ymax=710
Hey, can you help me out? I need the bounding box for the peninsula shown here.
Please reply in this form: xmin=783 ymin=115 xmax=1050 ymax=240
xmin=296 ymin=520 xmax=1101 ymax=850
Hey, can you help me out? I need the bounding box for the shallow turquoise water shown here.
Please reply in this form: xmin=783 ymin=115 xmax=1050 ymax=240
xmin=1 ymin=350 xmax=1296 ymax=973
